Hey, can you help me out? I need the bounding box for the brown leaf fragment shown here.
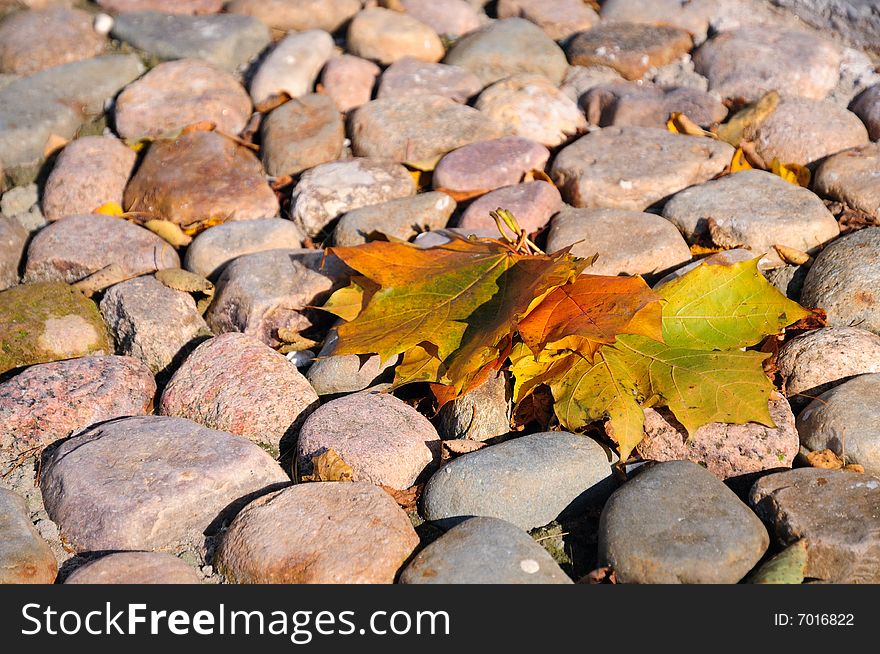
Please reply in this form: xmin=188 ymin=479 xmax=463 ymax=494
xmin=805 ymin=449 xmax=844 ymax=469
xmin=71 ymin=264 xmax=138 ymax=296
xmin=301 ymin=448 xmax=354 ymax=482
xmin=580 ymin=566 xmax=618 ymax=584
xmin=380 ymin=484 xmax=422 ymax=512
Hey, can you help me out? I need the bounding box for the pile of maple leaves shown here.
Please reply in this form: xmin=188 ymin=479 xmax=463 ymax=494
xmin=319 ymin=211 xmax=809 ymax=461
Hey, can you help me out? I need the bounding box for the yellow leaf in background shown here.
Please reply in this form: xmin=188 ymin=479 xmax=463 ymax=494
xmin=666 ymin=112 xmax=715 ymax=138
xmin=143 ymin=220 xmax=192 ymax=247
xmin=770 ymin=159 xmax=811 ymax=187
xmin=716 ymin=91 xmax=780 ymax=146
xmin=408 ymin=168 xmax=423 ymax=189
xmin=92 ymin=201 xmax=125 ymax=217
xmin=730 ymin=147 xmax=753 ymax=173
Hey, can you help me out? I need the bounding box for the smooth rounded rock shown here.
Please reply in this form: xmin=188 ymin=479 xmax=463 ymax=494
xmin=123 ymin=131 xmax=279 ymax=228
xmin=750 ymin=468 xmax=880 ymax=583
xmin=814 ymin=143 xmax=880 ymax=219
xmin=497 ymin=0 xmax=597 ymax=41
xmin=40 ymin=415 xmax=289 ymax=553
xmin=65 ymin=552 xmax=202 ymax=584
xmin=433 ymin=137 xmax=549 ymax=196
xmin=438 ymin=372 xmax=510 ymax=442
xmin=98 ymin=0 xmax=222 ymax=12
xmin=23 ymin=213 xmax=180 ymax=284
xmin=458 ymin=181 xmax=562 ymax=234
xmin=225 ymin=0 xmax=360 ymax=33
xmin=662 ymin=169 xmax=839 ymax=254
xmin=551 ymin=127 xmax=734 ymax=210
xmin=0 ymin=489 xmax=57 ymax=584
xmin=319 ymin=55 xmax=380 ymax=113
xmin=160 ymin=333 xmax=319 ymax=455
xmin=261 ymin=94 xmax=344 ymax=176
xmin=422 ymin=432 xmax=617 ymax=530
xmin=849 ymin=83 xmax=880 ymax=140
xmin=249 ymin=30 xmax=334 ymax=106
xmin=305 ymin=328 xmax=398 ymax=396
xmin=443 ymin=17 xmax=568 ymax=86
xmin=398 ymin=0 xmax=482 ymax=38
xmin=377 ymin=57 xmax=483 ymax=104
xmin=41 ymin=136 xmax=137 ymax=222
xmin=296 ymin=392 xmax=440 ymax=490
xmin=599 ymin=460 xmax=769 ymax=584
xmin=347 ymin=8 xmax=444 ymax=65
xmin=547 ymin=207 xmax=691 ymax=276
xmin=215 ymin=482 xmax=419 ymax=584
xmin=801 ymin=227 xmax=880 ymax=334
xmin=0 ymin=215 xmax=26 ymax=290
xmin=0 ymin=355 xmax=155 ymax=457
xmin=114 ymin=59 xmax=252 ymax=141
xmin=0 ymin=8 xmax=105 ymax=75
xmin=796 ymin=374 xmax=880 ymax=476
xmin=334 ymin=192 xmax=455 ymax=246
xmin=583 ymin=82 xmax=727 ymax=128
xmin=183 ymin=218 xmax=304 ymax=279
xmin=290 ymin=158 xmax=415 ymax=237
xmin=400 ymin=516 xmax=572 ymax=584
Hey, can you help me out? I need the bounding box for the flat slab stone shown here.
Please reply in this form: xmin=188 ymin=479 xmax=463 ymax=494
xmin=261 ymin=93 xmax=344 ymax=176
xmin=215 ymin=482 xmax=419 ymax=583
xmin=114 ymin=59 xmax=252 ymax=141
xmin=183 ymin=218 xmax=303 ymax=279
xmin=693 ymin=27 xmax=841 ymax=100
xmin=599 ymin=460 xmax=769 ymax=583
xmin=290 ymin=158 xmax=415 ymax=237
xmin=750 ymin=468 xmax=880 ymax=582
xmin=552 ymin=127 xmax=733 ymax=210
xmin=546 ymin=207 xmax=691 ymax=277
xmin=65 ymin=552 xmax=202 ymax=584
xmin=347 ymin=7 xmax=444 ymax=65
xmin=432 ymin=136 xmax=549 ymax=196
xmin=23 ymin=213 xmax=180 ymax=284
xmin=422 ymin=432 xmax=617 ymax=530
xmin=458 ymin=181 xmax=562 ymax=234
xmin=749 ymin=97 xmax=868 ymax=165
xmin=443 ymin=17 xmax=568 ymax=86
xmin=225 ymin=0 xmax=361 ymax=33
xmin=0 ymin=355 xmax=155 ymax=457
xmin=796 ymin=374 xmax=880 ymax=477
xmin=400 ymin=516 xmax=572 ymax=584
xmin=111 ymin=11 xmax=271 ymax=73
xmin=124 ymin=131 xmax=279 ymax=228
xmin=334 ymin=192 xmax=455 ymax=246
xmin=814 ymin=143 xmax=880 ymax=219
xmin=0 ymin=489 xmax=57 ymax=584
xmin=40 ymin=415 xmax=289 ymax=553
xmin=801 ymin=227 xmax=880 ymax=335
xmin=377 ymin=57 xmax=483 ymax=104
xmin=475 ymin=74 xmax=586 ymax=147
xmin=350 ymin=94 xmax=504 ymax=170
xmin=778 ymin=327 xmax=880 ymax=404
xmin=636 ymin=399 xmax=799 ymax=480
xmin=100 ymin=275 xmax=210 ymax=376
xmin=662 ymin=169 xmax=839 ymax=254
xmin=0 ymin=282 xmax=111 ymax=375
xmin=566 ymin=22 xmax=693 ymax=81
xmin=296 ymin=392 xmax=440 ymax=490
xmin=160 ymin=333 xmax=319 ymax=455
xmin=249 ymin=30 xmax=334 ymax=106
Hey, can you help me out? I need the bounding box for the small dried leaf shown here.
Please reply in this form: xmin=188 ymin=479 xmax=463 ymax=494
xmin=433 ymin=187 xmax=489 ymax=202
xmin=770 ymin=159 xmax=810 ymax=187
xmin=155 ymin=268 xmax=214 ymax=294
xmin=739 ymin=141 xmax=767 ymax=169
xmin=143 ymin=220 xmax=192 ymax=247
xmin=581 ymin=566 xmax=618 ymax=584
xmin=666 ymin=112 xmax=715 ymax=138
xmin=442 ymin=439 xmax=487 ymax=456
xmin=92 ymin=201 xmax=126 ymax=217
xmin=805 ymin=449 xmax=844 ymax=469
xmin=730 ymin=147 xmax=753 ymax=172
xmin=254 ymin=92 xmax=292 ymax=114
xmin=301 ymin=448 xmax=354 ymax=482
xmin=773 ymin=244 xmax=811 ymax=266
xmin=181 ymin=120 xmax=217 ymax=135
xmin=716 ymin=91 xmax=780 ymax=146
xmin=72 ymin=264 xmax=136 ymax=296
xmin=380 ymin=484 xmax=421 ymax=512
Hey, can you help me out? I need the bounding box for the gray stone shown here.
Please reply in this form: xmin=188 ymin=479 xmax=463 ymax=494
xmin=432 ymin=137 xmax=549 ymax=196
xmin=662 ymin=169 xmax=839 ymax=255
xmin=100 ymin=275 xmax=211 ymax=376
xmin=583 ymin=82 xmax=727 ymax=129
xmin=347 ymin=7 xmax=445 ymax=66
xmin=814 ymin=143 xmax=880 ymax=220
xmin=1 ymin=184 xmax=37 ymax=219
xmin=770 ymin=0 xmax=880 ymax=57
xmin=551 ymin=127 xmax=733 ymax=211
xmin=377 ymin=58 xmax=483 ymax=104
xmin=24 ymin=213 xmax=180 ymax=285
xmin=796 ymin=374 xmax=880 ymax=476
xmin=215 ymin=482 xmax=418 ymax=583
xmin=636 ymin=399 xmax=799 ymax=480
xmin=114 ymin=59 xmax=252 ymax=141
xmin=0 ymin=54 xmax=143 ymax=185
xmin=849 ymin=83 xmax=880 ymax=140
xmin=778 ymin=327 xmax=880 ymax=406
xmin=693 ymin=27 xmax=840 ymax=101
xmin=443 ymin=17 xmax=568 ymax=86
xmin=400 ymin=516 xmax=571 ymax=584
xmin=111 ymin=11 xmax=271 ymax=73
xmin=249 ymin=30 xmax=334 ymax=106
xmin=475 ymin=74 xmax=586 ymax=147
xmin=439 ymin=372 xmax=510 ymax=442
xmin=262 ymin=94 xmax=344 ymax=176
xmin=334 ymin=192 xmax=455 ymax=246
xmin=546 ymin=207 xmax=691 ymax=277
xmin=422 ymin=431 xmax=617 ymax=530
xmin=0 ymin=489 xmax=57 ymax=584
xmin=599 ymin=460 xmax=769 ymax=583
xmin=305 ymin=328 xmax=398 ymax=396
xmin=296 ymin=392 xmax=440 ymax=490
xmin=350 ymin=94 xmax=504 ymax=170
xmin=290 ymin=158 xmax=415 ymax=237
xmin=801 ymin=227 xmax=880 ymax=335
xmin=40 ymin=415 xmax=289 ymax=553
xmin=183 ymin=218 xmax=303 ymax=279
xmin=206 ymin=249 xmax=348 ymax=347
xmin=750 ymin=468 xmax=880 ymax=582
xmin=0 ymin=214 xmax=25 ymax=290
xmin=458 ymin=181 xmax=561 ymax=234
xmin=65 ymin=552 xmax=202 ymax=584
xmin=560 ymin=65 xmax=625 ymax=104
